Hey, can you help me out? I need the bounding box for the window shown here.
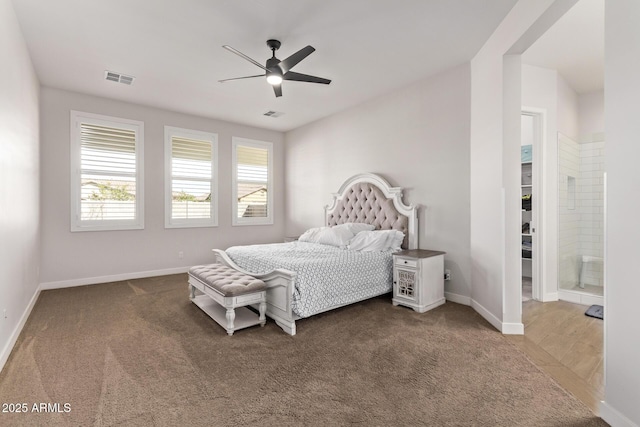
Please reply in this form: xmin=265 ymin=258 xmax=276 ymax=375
xmin=70 ymin=111 xmax=144 ymax=231
xmin=164 ymin=126 xmax=218 ymax=228
xmin=232 ymin=137 xmax=273 ymax=225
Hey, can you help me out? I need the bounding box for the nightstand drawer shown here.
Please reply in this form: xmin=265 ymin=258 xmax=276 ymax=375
xmin=394 ymin=258 xmax=417 ymax=268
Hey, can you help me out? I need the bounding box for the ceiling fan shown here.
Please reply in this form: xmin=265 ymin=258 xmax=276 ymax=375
xmin=219 ymin=39 xmax=331 ymax=97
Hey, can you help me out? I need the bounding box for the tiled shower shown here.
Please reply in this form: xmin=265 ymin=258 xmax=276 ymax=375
xmin=558 ymin=132 xmax=605 ymax=300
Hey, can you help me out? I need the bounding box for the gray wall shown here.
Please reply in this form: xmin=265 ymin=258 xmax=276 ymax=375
xmin=0 ymin=0 xmax=40 ymax=367
xmin=469 ymin=1 xmax=577 ymax=332
xmin=40 ymin=87 xmax=285 ymax=286
xmin=284 ymin=63 xmax=472 ymax=301
xmin=602 ymin=0 xmax=640 ymax=424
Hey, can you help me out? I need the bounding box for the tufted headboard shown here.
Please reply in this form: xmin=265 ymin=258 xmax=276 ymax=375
xmin=324 ymin=173 xmax=418 ymax=249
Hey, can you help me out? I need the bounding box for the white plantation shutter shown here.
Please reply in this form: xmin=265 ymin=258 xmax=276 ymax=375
xmin=232 ymin=138 xmax=273 ymax=225
xmin=80 ymin=124 xmax=137 ymax=220
xmin=165 ymin=127 xmax=218 ymax=228
xmin=71 ymin=111 xmax=144 ymax=231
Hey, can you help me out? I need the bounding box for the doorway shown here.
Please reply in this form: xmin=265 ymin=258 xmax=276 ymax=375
xmin=521 ymin=109 xmax=544 ymax=302
xmin=514 ymin=0 xmax=605 ymax=413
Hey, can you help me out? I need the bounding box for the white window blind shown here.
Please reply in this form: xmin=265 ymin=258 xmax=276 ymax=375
xmin=165 ymin=127 xmax=217 ymax=228
xmin=232 ymin=138 xmax=273 ymax=225
xmin=71 ymin=111 xmax=144 ymax=231
xmin=80 ymin=123 xmax=137 ymax=220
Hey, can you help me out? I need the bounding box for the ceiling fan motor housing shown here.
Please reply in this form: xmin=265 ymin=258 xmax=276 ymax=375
xmin=266 ymin=57 xmax=281 ymax=69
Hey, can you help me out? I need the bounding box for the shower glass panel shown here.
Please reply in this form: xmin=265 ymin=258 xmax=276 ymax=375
xmin=558 ymin=133 xmax=605 ymax=296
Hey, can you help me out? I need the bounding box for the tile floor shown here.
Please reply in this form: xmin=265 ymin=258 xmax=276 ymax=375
xmin=507 ymin=299 xmax=603 ymax=415
xmin=522 ymin=276 xmax=532 ymax=301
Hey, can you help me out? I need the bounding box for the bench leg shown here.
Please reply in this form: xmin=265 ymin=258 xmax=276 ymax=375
xmin=259 ymin=301 xmax=267 ymax=326
xmin=189 ymin=284 xmax=196 ymax=300
xmin=225 ymin=308 xmax=235 ymax=336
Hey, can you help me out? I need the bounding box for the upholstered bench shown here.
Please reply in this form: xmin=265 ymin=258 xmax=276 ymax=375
xmin=188 ymin=264 xmax=267 ymax=336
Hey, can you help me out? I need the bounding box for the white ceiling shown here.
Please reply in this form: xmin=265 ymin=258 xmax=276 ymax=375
xmin=522 ymin=0 xmax=604 ymax=94
xmin=12 ymin=0 xmax=517 ymax=132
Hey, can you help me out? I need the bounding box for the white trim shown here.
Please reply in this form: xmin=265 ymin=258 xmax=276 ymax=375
xmin=471 ymin=298 xmax=502 ymax=332
xmin=602 ymin=171 xmax=608 ymax=402
xmin=70 ymin=110 xmax=145 ymax=232
xmin=502 ymin=322 xmax=524 ymax=335
xmin=470 ymin=297 xmax=523 ymax=334
xmin=521 ymin=107 xmax=548 ymax=302
xmin=541 ymin=291 xmax=558 ymax=302
xmin=445 ymin=292 xmax=471 ymax=306
xmin=558 ymin=289 xmax=603 ymax=306
xmin=164 ymin=126 xmax=218 ymax=229
xmin=324 ymin=172 xmax=419 ymax=249
xmin=0 ymin=286 xmax=41 ymax=374
xmin=39 ymin=267 xmax=190 ymax=290
xmin=231 ymin=137 xmax=274 ymax=226
xmin=600 ymin=401 xmax=639 ymax=427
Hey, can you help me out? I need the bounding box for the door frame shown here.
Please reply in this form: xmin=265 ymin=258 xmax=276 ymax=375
xmin=521 ymin=107 xmax=546 ymax=301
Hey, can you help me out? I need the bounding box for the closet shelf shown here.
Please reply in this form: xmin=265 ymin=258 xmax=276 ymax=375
xmin=521 ymin=149 xmax=534 ymax=276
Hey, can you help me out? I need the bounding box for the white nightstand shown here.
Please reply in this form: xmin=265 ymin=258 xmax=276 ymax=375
xmin=392 ymin=249 xmax=446 ymax=313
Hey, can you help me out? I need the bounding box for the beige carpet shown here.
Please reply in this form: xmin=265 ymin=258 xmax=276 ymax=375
xmin=0 ymin=274 xmax=606 ymax=426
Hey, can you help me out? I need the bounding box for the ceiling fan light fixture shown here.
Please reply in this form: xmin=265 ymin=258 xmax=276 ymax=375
xmin=266 ymin=73 xmax=283 ymax=85
xmin=221 ymin=40 xmax=330 ymax=97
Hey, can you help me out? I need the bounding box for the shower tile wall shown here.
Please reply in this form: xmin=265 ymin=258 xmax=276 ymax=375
xmin=559 ymin=134 xmax=580 ymax=289
xmin=558 ymin=133 xmax=605 ymax=291
xmin=578 ymin=135 xmax=605 ymax=286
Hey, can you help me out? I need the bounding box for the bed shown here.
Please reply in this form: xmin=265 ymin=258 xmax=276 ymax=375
xmin=212 ymin=172 xmax=418 ymax=335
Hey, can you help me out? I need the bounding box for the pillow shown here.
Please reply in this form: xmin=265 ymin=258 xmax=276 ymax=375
xmin=333 ymin=222 xmax=376 ymax=234
xmin=298 ymin=226 xmax=355 ymax=248
xmin=298 ymin=226 xmax=324 ymax=243
xmin=347 ymin=230 xmax=405 ymax=252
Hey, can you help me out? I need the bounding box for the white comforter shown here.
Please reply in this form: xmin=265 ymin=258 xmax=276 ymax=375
xmin=225 ymin=241 xmax=393 ymax=318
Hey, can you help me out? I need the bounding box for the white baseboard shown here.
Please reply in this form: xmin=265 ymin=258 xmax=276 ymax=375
xmin=600 ymin=401 xmax=639 ymax=427
xmin=470 ymin=298 xmax=502 ymax=332
xmin=40 ymin=266 xmax=190 ymax=290
xmin=0 ymin=286 xmax=41 ymax=374
xmin=558 ymin=289 xmax=603 ymax=307
xmin=542 ymin=292 xmax=558 ymax=302
xmin=445 ymin=292 xmax=471 ymax=306
xmin=469 ymin=298 xmax=523 ymax=334
xmin=501 ymin=322 xmax=524 ymax=335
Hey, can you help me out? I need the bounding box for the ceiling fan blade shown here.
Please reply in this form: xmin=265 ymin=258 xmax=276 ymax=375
xmin=273 ymin=84 xmax=282 ymax=97
xmin=283 ymin=71 xmax=331 ymax=85
xmin=222 ymin=45 xmax=270 ymax=72
xmin=278 ymin=45 xmax=315 ymax=74
xmin=218 ymin=74 xmax=265 ymax=83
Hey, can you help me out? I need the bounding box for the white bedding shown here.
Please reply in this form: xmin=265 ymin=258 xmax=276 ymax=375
xmin=225 ymin=241 xmax=393 ymax=318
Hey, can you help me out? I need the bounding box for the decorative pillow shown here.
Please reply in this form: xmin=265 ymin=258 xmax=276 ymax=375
xmin=333 ymin=222 xmax=376 ymax=234
xmin=298 ymin=226 xmax=355 ymax=248
xmin=347 ymin=230 xmax=405 ymax=252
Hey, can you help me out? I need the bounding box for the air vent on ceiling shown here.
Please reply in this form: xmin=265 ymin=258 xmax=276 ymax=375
xmin=263 ymin=110 xmax=284 ymax=118
xmin=105 ymin=70 xmax=135 ymax=85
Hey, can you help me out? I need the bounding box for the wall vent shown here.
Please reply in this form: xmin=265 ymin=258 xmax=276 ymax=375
xmin=263 ymin=111 xmax=284 ymax=118
xmin=105 ymin=70 xmax=135 ymax=85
